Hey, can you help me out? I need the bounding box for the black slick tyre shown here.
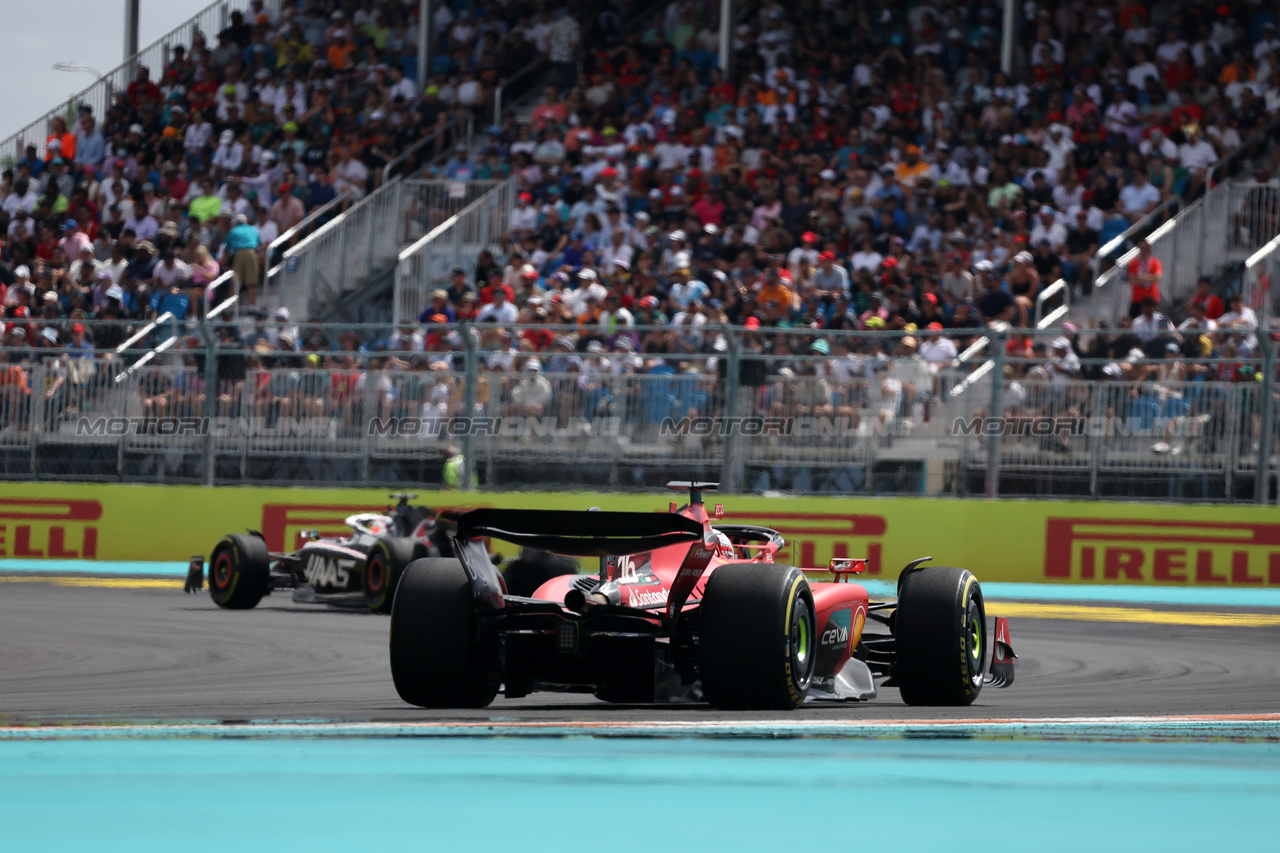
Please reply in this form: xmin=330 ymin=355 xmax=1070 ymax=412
xmin=389 ymin=558 xmax=499 ymax=708
xmin=362 ymin=537 xmax=418 ymax=613
xmin=208 ymin=534 xmax=269 ymax=610
xmin=894 ymin=566 xmax=986 ymax=706
xmin=699 ymin=564 xmax=815 ymax=710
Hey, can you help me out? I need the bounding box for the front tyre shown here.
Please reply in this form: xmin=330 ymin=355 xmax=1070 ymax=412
xmin=389 ymin=558 xmax=499 ymax=708
xmin=700 ymin=564 xmax=815 ymax=710
xmin=362 ymin=537 xmax=419 ymax=613
xmin=894 ymin=566 xmax=986 ymax=706
xmin=208 ymin=534 xmax=269 ymax=610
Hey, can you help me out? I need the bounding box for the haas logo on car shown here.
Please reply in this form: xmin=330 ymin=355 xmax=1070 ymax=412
xmin=305 ymin=555 xmax=352 ymax=588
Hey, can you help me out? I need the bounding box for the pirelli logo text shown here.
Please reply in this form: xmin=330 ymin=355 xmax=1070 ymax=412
xmin=1045 ymin=518 xmax=1280 ymax=585
xmin=721 ymin=512 xmax=886 ymax=573
xmin=0 ymin=499 xmax=102 ymax=558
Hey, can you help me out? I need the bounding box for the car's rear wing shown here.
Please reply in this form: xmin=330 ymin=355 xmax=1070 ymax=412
xmin=444 ymin=508 xmax=706 ymax=557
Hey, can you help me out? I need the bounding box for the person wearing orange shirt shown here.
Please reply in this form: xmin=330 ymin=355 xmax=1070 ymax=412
xmin=327 ymin=29 xmax=357 ymax=71
xmin=757 ymin=267 xmax=794 ymax=315
xmin=895 ymin=145 xmax=932 ymax=186
xmin=45 ymin=116 xmax=75 ymax=163
xmin=1125 ymin=239 xmax=1162 ymax=317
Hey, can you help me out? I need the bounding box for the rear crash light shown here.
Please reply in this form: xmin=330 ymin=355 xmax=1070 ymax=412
xmin=557 ymin=621 xmax=579 ymax=653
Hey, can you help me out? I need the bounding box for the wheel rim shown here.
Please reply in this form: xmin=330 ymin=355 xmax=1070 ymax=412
xmin=789 ymin=601 xmax=815 ymax=689
xmin=965 ymin=599 xmax=984 ymax=688
xmin=212 ymin=552 xmax=232 ymax=589
xmin=367 ymin=556 xmax=384 ymax=592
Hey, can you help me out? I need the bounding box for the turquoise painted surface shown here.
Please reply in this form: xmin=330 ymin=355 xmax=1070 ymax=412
xmin=1 ymin=733 xmax=1277 ymax=852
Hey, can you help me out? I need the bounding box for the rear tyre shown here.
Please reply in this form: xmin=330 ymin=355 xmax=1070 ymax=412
xmin=362 ymin=537 xmax=418 ymax=613
xmin=894 ymin=566 xmax=986 ymax=706
xmin=390 ymin=558 xmax=499 ymax=708
xmin=208 ymin=534 xmax=270 ymax=610
xmin=700 ymin=564 xmax=815 ymax=710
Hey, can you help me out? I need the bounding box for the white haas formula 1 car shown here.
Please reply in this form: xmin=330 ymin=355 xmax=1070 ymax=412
xmin=207 ymin=494 xmax=457 ymax=612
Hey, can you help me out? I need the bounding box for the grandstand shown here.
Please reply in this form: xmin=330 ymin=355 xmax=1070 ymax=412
xmin=0 ymin=0 xmax=1278 ymax=501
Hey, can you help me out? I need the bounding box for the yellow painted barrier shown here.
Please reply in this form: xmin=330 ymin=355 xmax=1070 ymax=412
xmin=0 ymin=483 xmax=1277 ymax=587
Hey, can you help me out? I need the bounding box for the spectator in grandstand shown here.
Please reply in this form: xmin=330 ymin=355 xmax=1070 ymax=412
xmin=1126 ymin=241 xmax=1162 ymax=318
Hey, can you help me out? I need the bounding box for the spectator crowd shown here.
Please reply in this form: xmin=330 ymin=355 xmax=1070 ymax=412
xmin=2 ymin=0 xmax=1279 ymax=450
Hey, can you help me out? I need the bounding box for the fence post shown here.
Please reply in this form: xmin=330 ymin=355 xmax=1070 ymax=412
xmin=1256 ymin=333 xmax=1276 ymax=504
xmin=203 ymin=340 xmax=218 ymax=486
xmin=364 ymin=196 xmax=376 ymax=279
xmin=985 ymin=329 xmax=1006 ymax=499
xmin=720 ymin=325 xmax=741 ymax=493
xmin=460 ymin=324 xmax=478 ymax=491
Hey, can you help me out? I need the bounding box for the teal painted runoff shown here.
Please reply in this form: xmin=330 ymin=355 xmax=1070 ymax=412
xmin=1 ymin=733 xmax=1277 ymax=852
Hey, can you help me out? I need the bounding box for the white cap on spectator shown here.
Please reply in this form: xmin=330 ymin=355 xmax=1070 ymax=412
xmin=14 ymin=265 xmax=29 ymax=278
xmin=668 ymin=229 xmax=686 ymax=242
xmin=974 ymin=260 xmax=995 ymax=273
xmin=96 ymin=269 xmax=113 ymax=280
xmin=275 ymin=307 xmax=290 ymax=320
xmin=47 ymin=139 xmax=61 ymax=149
xmin=220 ymin=130 xmax=234 ymax=144
xmin=43 ymin=291 xmax=58 ymax=303
xmin=820 ymin=169 xmax=836 ymax=181
xmin=334 ymin=28 xmax=347 ymax=37
xmin=586 ymin=341 xmax=605 ymax=353
xmin=42 ymin=328 xmax=58 ymax=342
xmin=1127 ymin=347 xmax=1145 ymax=362
xmin=524 ymin=359 xmax=541 ymax=372
xmin=234 ymin=213 xmax=249 ymax=225
xmin=1014 ymin=251 xmax=1033 ymax=264
xmin=1103 ymin=363 xmax=1123 ymax=378
xmin=106 ymin=285 xmax=124 ymax=300
xmin=371 ymin=110 xmax=385 ymax=120
xmin=1051 ymin=337 xmax=1070 ymax=350
xmin=673 ymin=251 xmax=691 ymax=270
xmin=129 ymin=124 xmax=144 ymax=135
xmin=577 ymin=268 xmax=597 ymax=281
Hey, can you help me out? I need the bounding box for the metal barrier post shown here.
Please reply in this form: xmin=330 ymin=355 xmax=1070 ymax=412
xmin=720 ymin=326 xmax=741 ymax=493
xmin=985 ymin=329 xmax=1005 ymax=498
xmin=202 ymin=341 xmax=219 ymax=486
xmin=460 ymin=324 xmax=478 ymax=491
xmin=1256 ymin=334 xmax=1277 ymax=504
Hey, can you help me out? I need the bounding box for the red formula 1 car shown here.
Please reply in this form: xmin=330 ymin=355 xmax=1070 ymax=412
xmin=389 ymin=483 xmax=1016 ymax=710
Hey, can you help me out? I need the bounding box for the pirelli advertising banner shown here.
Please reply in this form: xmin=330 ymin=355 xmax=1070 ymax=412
xmin=0 ymin=482 xmax=1278 ymax=587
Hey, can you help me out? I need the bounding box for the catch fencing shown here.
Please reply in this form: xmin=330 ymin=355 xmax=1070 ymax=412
xmin=2 ymin=323 xmax=1275 ymax=503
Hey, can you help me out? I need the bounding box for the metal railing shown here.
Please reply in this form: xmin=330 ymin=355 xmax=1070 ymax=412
xmin=382 ymin=114 xmax=474 ymax=183
xmin=1092 ymin=180 xmax=1280 ymax=323
xmin=1243 ymin=234 xmax=1280 ymax=329
xmin=2 ymin=324 xmax=1274 ymax=503
xmin=393 ymin=178 xmax=517 ymax=324
xmin=493 ymin=58 xmax=549 ymax=124
xmin=1 ymin=0 xmax=284 ymax=162
xmin=264 ymin=177 xmax=405 ymax=321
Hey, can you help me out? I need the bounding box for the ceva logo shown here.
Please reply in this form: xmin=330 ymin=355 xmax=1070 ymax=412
xmin=1044 ymin=518 xmax=1280 ymax=585
xmin=0 ymin=499 xmax=102 ymax=558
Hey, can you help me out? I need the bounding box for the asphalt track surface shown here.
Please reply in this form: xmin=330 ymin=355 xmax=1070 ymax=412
xmin=3 ymin=578 xmax=1280 ymax=724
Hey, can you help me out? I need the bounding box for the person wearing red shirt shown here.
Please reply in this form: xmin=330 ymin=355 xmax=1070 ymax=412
xmin=1187 ymin=277 xmax=1224 ymax=320
xmin=1125 ymin=239 xmax=1162 ymax=317
xmin=126 ymin=66 xmax=161 ymax=107
xmin=479 ymin=272 xmax=515 ymax=305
